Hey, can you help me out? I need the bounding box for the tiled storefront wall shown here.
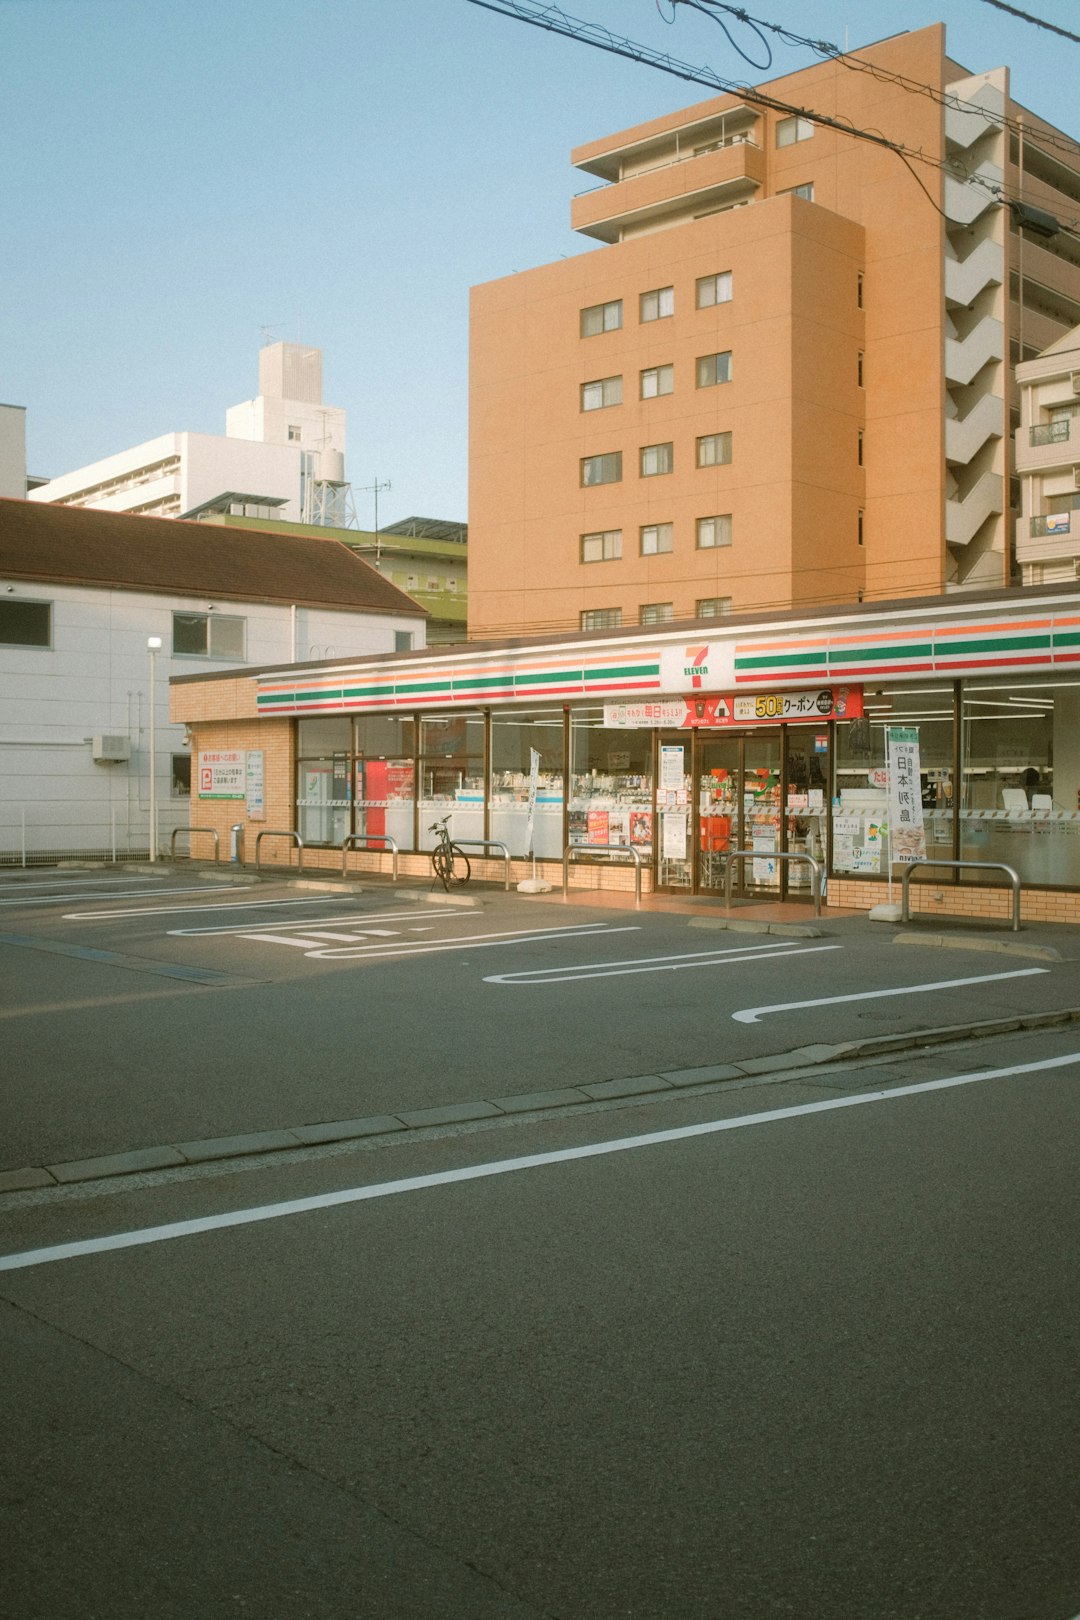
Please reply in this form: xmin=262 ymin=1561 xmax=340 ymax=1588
xmin=182 ymin=718 xmax=295 ymax=866
xmin=827 ymin=876 xmax=1080 ymax=925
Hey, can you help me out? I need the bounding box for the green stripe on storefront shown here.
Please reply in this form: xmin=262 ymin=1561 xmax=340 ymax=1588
xmin=734 ymin=650 xmax=829 ymax=672
xmin=825 ymin=643 xmax=933 ymax=665
xmin=937 ymin=634 xmax=1051 ymax=656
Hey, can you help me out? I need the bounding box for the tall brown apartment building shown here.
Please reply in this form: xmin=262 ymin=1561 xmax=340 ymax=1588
xmin=468 ymin=23 xmax=1080 ymax=640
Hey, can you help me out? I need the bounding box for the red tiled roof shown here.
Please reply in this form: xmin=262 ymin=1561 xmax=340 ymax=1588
xmin=0 ymin=498 xmax=425 ymax=616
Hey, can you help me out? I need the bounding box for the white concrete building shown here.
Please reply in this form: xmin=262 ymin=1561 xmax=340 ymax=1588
xmin=0 ymin=497 xmax=425 ymax=863
xmin=27 ymin=341 xmax=349 ymax=525
xmin=1015 ymin=326 xmax=1080 ymax=584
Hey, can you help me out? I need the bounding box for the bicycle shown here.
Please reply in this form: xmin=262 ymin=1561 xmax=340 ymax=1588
xmin=429 ymin=815 xmax=471 ymax=890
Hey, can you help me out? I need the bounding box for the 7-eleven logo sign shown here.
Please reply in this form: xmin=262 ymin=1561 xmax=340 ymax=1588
xmin=683 ymin=646 xmax=710 ymax=688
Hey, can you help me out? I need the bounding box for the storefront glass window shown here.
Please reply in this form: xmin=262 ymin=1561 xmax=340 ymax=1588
xmin=832 ymin=689 xmax=954 ymax=877
xmin=569 ymin=708 xmax=654 ymax=855
xmin=490 ymin=709 xmax=566 ymax=859
xmin=419 ymin=713 xmax=485 ymax=850
xmin=959 ymin=677 xmax=1080 ymax=886
xmin=354 ymin=715 xmax=416 ymax=854
xmin=296 ymin=719 xmax=353 ymax=846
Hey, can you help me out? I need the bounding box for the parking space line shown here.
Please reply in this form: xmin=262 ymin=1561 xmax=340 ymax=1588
xmin=10 ymin=885 xmax=258 ymax=912
xmin=4 ymin=1049 xmax=1078 ymax=1273
xmin=732 ymin=968 xmax=1049 ymax=1023
xmin=307 ymin=923 xmax=639 ymax=961
xmin=484 ymin=941 xmax=837 ymax=985
xmin=168 ymin=907 xmax=472 ymax=936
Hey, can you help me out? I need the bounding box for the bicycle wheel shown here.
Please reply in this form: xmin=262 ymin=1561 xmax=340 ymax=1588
xmin=447 ymin=845 xmax=471 ymax=884
xmin=432 ymin=846 xmax=453 ymax=890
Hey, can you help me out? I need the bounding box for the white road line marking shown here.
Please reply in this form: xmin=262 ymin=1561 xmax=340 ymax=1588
xmin=238 ymin=934 xmax=331 ymax=949
xmin=0 ymin=875 xmax=165 ymax=893
xmin=307 ymin=924 xmax=638 ymax=961
xmin=17 ymin=885 xmax=258 ymax=913
xmin=301 ymin=929 xmax=401 ymax=941
xmin=3 ymin=1049 xmax=1078 ymax=1274
xmin=732 ymin=967 xmax=1049 ymax=1023
xmin=485 ymin=942 xmax=839 ymax=985
xmin=168 ymin=907 xmax=471 ymax=936
xmin=69 ymin=896 xmax=399 ymax=924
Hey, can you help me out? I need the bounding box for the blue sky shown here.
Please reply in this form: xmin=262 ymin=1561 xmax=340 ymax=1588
xmin=2 ymin=0 xmax=1077 ymax=526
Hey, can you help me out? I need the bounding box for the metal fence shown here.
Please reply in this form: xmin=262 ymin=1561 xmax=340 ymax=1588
xmin=0 ymin=807 xmax=159 ymax=867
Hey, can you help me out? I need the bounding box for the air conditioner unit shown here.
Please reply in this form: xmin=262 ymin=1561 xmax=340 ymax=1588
xmin=1070 ymin=372 xmax=1080 ymax=397
xmin=1073 ymin=466 xmax=1080 ymax=489
xmin=91 ymin=734 xmax=131 ymax=763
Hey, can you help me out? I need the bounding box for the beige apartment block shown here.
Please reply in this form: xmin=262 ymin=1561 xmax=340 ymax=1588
xmin=1014 ymin=324 xmax=1080 ymax=583
xmin=468 ymin=23 xmax=1080 ymax=640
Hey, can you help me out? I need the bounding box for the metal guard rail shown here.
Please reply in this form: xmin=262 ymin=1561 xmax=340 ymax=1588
xmin=562 ymin=842 xmax=645 ymax=909
xmin=723 ymin=849 xmax=823 ymax=917
xmin=446 ymin=838 xmax=512 ymax=891
xmin=901 ymin=859 xmax=1022 ymax=932
xmin=255 ymin=829 xmax=304 ymax=873
xmin=341 ymin=832 xmax=399 ymax=881
xmin=170 ymin=826 xmax=220 ymax=863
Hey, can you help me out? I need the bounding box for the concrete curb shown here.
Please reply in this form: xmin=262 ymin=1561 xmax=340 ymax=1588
xmin=5 ymin=1005 xmax=1080 ymax=1196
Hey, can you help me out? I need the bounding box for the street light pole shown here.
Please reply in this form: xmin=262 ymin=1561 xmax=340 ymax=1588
xmin=147 ymin=636 xmax=162 ymax=862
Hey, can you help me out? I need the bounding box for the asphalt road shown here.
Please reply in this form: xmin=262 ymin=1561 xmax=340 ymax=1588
xmin=2 ymin=869 xmax=1079 ymax=1619
xmin=1 ymin=868 xmax=1078 ymax=1173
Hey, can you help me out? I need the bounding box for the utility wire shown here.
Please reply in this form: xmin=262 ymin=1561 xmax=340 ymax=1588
xmin=465 ymin=0 xmax=1080 ymax=232
xmin=976 ymin=0 xmax=1080 ymax=45
xmin=672 ymin=0 xmax=1080 ymax=161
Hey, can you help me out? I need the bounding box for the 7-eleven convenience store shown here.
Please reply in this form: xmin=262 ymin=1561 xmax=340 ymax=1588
xmin=171 ymin=585 xmax=1080 ymax=923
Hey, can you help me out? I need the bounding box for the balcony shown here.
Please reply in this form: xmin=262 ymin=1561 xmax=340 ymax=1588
xmin=1030 ymin=511 xmax=1073 ymax=537
xmin=572 ymin=140 xmax=766 ymax=243
xmin=1030 ymin=419 xmax=1071 ymax=446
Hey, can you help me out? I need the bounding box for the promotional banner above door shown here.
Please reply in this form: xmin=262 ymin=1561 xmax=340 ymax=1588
xmin=603 ymin=687 xmax=863 ymax=729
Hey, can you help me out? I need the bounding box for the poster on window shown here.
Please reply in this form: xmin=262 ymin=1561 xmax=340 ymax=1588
xmin=662 ymin=810 xmax=688 ymax=860
xmin=886 ymin=727 xmax=926 ymax=865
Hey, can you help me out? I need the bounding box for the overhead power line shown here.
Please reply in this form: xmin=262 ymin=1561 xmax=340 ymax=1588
xmin=464 ymin=0 xmax=1079 ymax=227
xmin=670 ymin=0 xmax=1080 ymax=162
xmin=975 ymin=0 xmax=1080 ymax=45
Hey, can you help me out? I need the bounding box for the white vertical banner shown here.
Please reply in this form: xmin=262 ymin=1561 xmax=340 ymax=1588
xmin=886 ymin=726 xmax=927 ymax=868
xmin=524 ymin=747 xmax=541 ymax=857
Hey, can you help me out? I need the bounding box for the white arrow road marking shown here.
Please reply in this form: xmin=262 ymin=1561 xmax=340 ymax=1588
xmin=484 ymin=941 xmax=840 ymax=986
xmin=4 ymin=1048 xmax=1079 ymax=1273
xmin=732 ymin=966 xmax=1049 ymax=1023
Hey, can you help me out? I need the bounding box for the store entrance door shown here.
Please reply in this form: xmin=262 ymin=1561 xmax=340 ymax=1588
xmin=698 ymin=732 xmax=782 ymax=896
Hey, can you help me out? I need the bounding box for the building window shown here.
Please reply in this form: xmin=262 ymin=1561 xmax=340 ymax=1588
xmin=581 ymin=451 xmax=623 ymax=487
xmin=581 ymin=375 xmax=623 ymax=411
xmin=696 ymin=272 xmax=733 ymax=309
xmin=696 ymin=351 xmax=732 ymax=388
xmin=0 ymin=599 xmax=51 ymax=647
xmin=857 ymin=271 xmax=864 ymax=308
xmin=696 ymin=432 xmax=732 ymax=467
xmin=581 ymin=299 xmax=622 ymax=337
xmin=581 ymin=607 xmax=622 ymax=630
xmin=697 ymin=514 xmax=732 ymax=549
xmin=857 ymin=430 xmax=864 ymax=467
xmin=640 ymin=602 xmax=674 ymax=625
xmin=395 ymin=631 xmax=414 ymax=652
xmin=172 ymin=611 xmax=246 ymax=659
xmin=287 ymin=425 xmax=302 ymax=442
xmin=581 ymin=529 xmax=623 ymax=563
xmin=640 ymin=364 xmax=674 ymax=399
xmin=696 ymin=597 xmax=732 ymax=618
xmin=640 ymin=286 xmax=674 ymax=322
xmin=778 ymin=182 xmax=815 ymax=201
xmin=171 ymin=754 xmax=192 ymax=797
xmin=640 ymin=442 xmax=674 ymax=477
xmin=858 ymin=509 xmax=864 ymax=547
xmin=640 ymin=522 xmax=673 ymax=555
xmin=776 ymin=115 xmax=813 ymax=147
xmin=857 ymin=351 xmax=864 ymax=386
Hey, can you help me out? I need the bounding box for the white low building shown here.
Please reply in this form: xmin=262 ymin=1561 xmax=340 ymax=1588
xmin=27 ymin=340 xmax=349 ymax=525
xmin=0 ymin=496 xmax=425 ymax=863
